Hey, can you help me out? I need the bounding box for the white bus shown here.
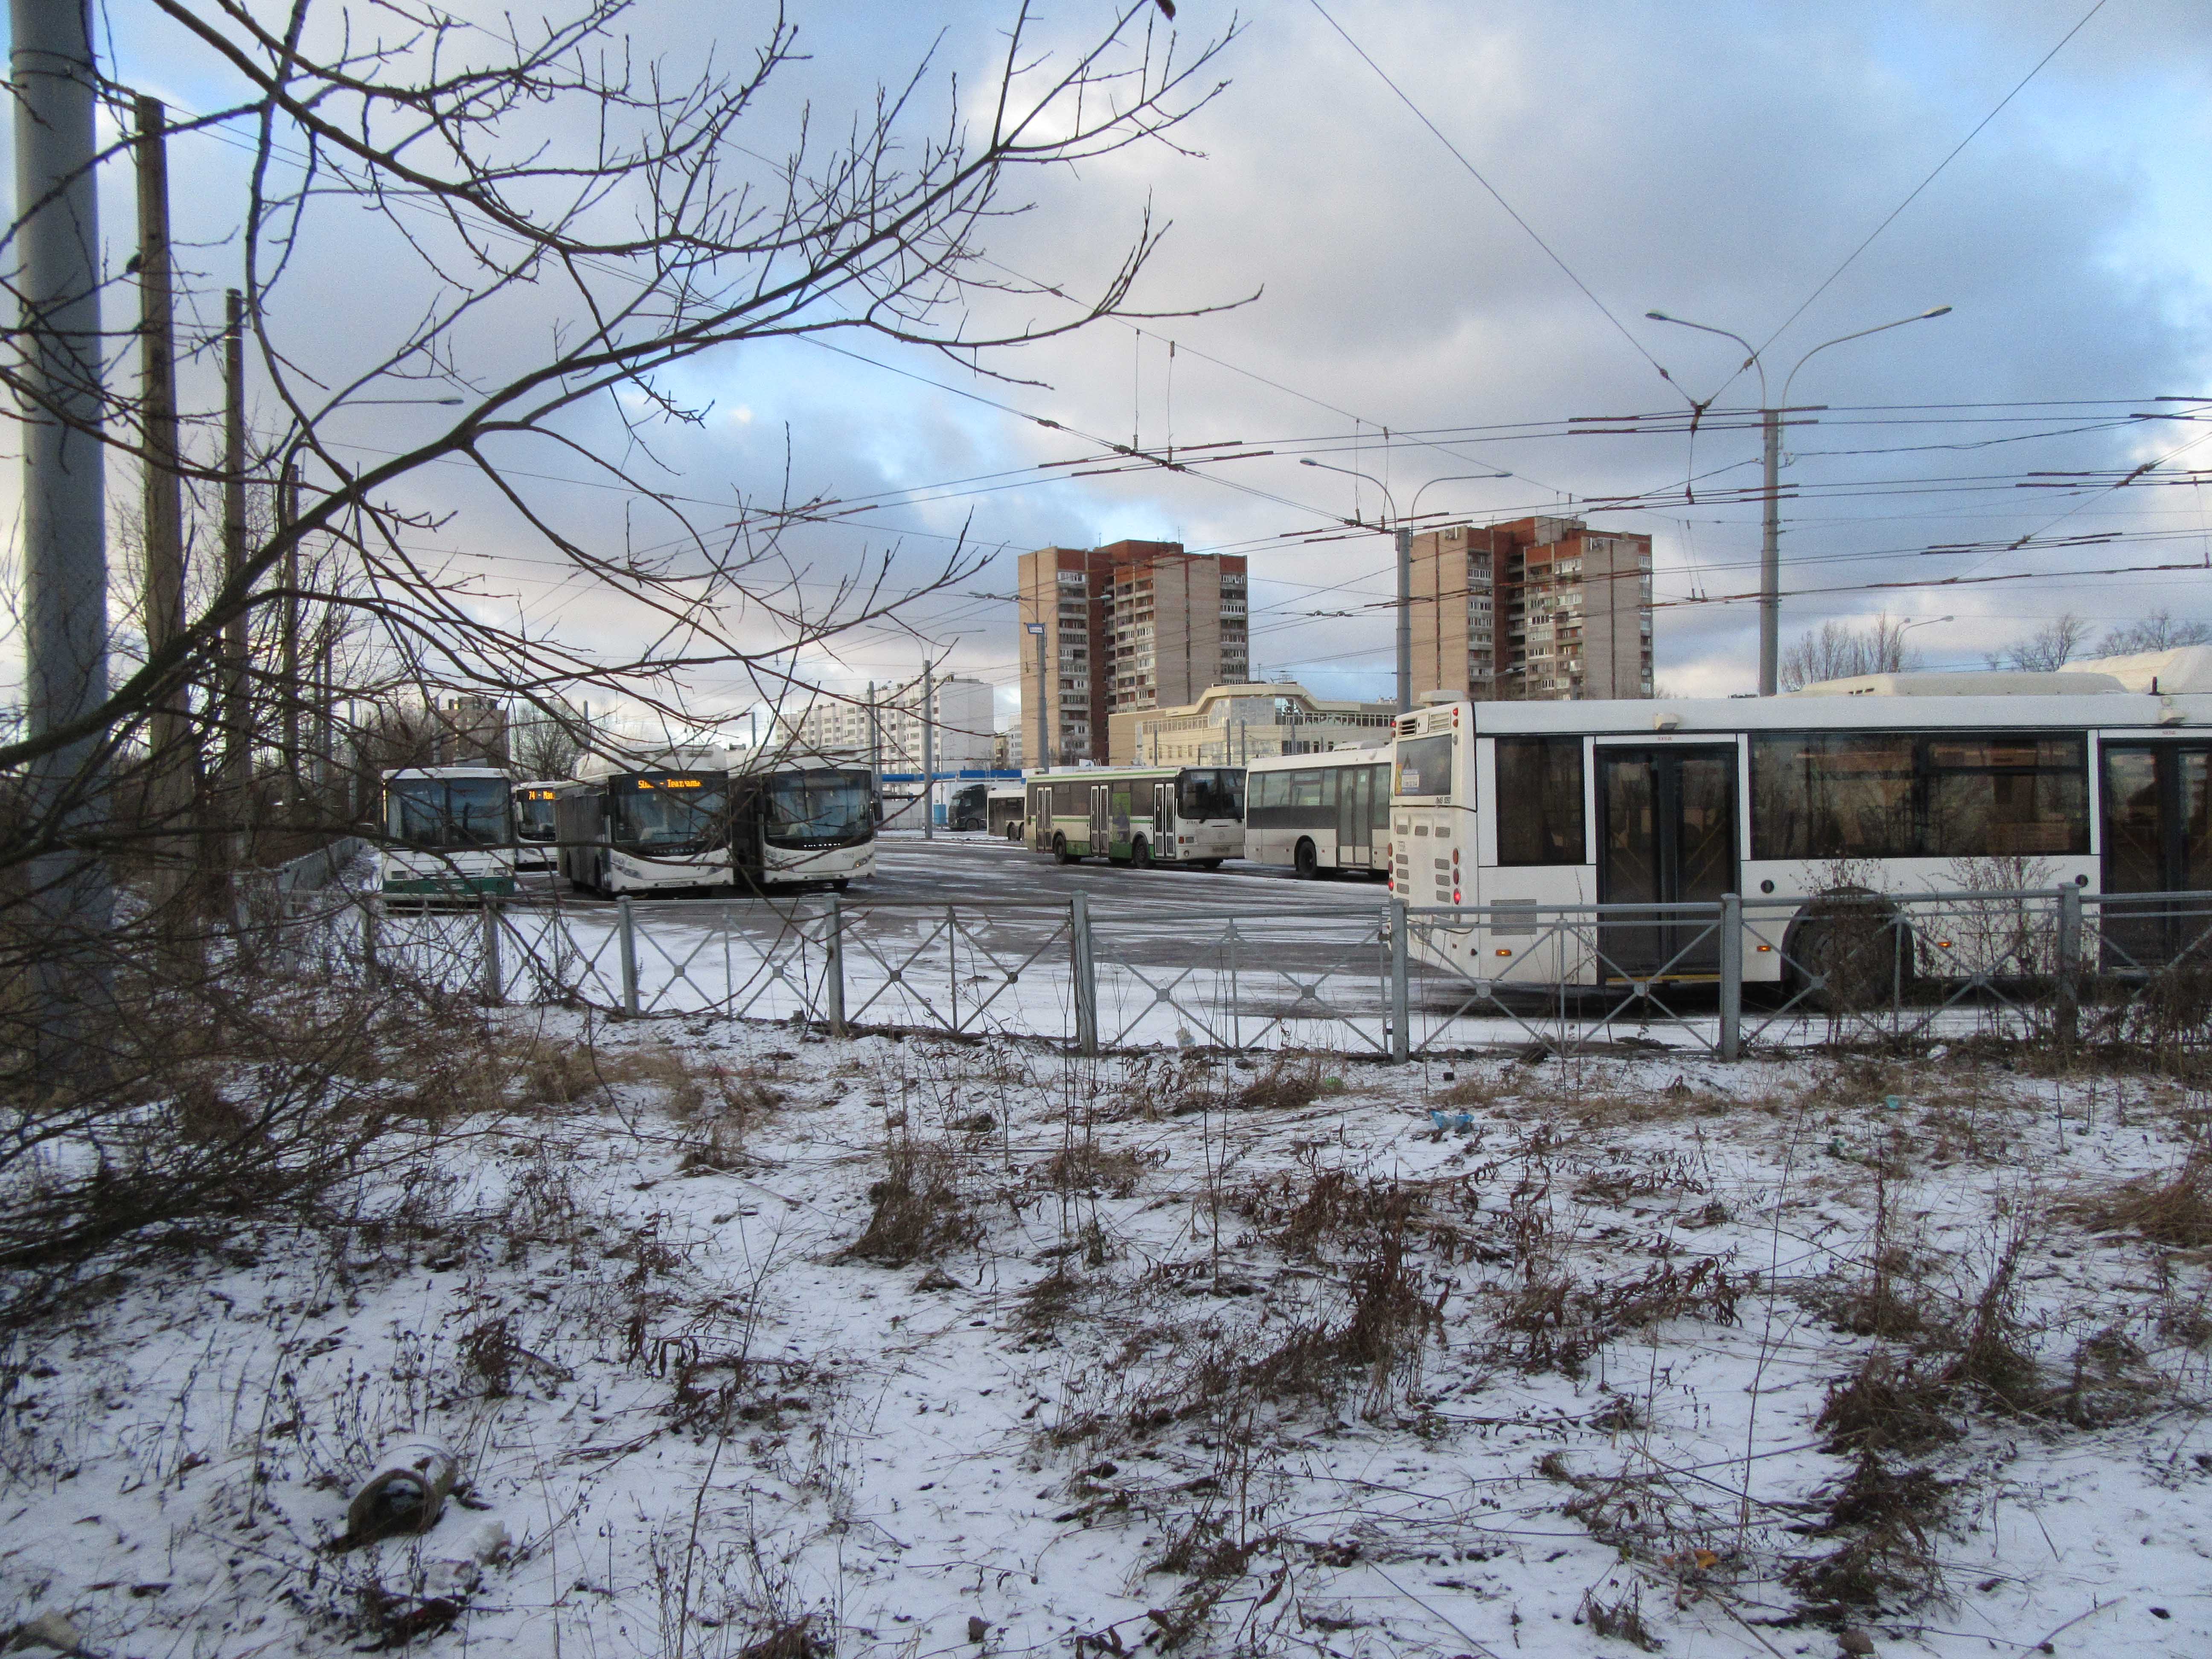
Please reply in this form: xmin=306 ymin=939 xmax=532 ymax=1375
xmin=736 ymin=751 xmax=876 ymax=888
xmin=380 ymin=766 xmax=517 ymax=900
xmin=1026 ymin=765 xmax=1245 ymax=867
xmin=556 ymin=747 xmax=877 ymax=896
xmin=556 ymin=746 xmax=737 ymax=896
xmin=513 ymin=779 xmax=563 ymax=870
xmin=987 ymin=784 xmax=1027 ymax=840
xmin=1388 ymin=672 xmax=2212 ymax=986
xmin=1243 ymin=747 xmax=1391 ymax=879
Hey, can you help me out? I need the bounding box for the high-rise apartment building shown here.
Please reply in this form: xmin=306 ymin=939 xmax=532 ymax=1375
xmin=1018 ymin=541 xmax=1248 ymax=764
xmin=1410 ymin=516 xmax=1652 ymax=702
xmin=777 ymin=675 xmax=994 ymax=771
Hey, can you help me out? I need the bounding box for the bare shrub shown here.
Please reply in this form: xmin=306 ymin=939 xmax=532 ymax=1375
xmin=844 ymin=1135 xmax=980 ymax=1266
xmin=1232 ymin=1054 xmax=1334 ymax=1111
xmin=458 ymin=1316 xmax=521 ymax=1398
xmin=1785 ymin=1454 xmax=1951 ymax=1614
xmin=1490 ymin=1256 xmax=1741 ymax=1377
xmin=1815 ymin=1351 xmax=1958 ymax=1455
xmin=1580 ymin=1584 xmax=1660 ymax=1651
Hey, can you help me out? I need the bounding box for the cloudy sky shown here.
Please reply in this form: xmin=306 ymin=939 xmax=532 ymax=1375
xmin=50 ymin=0 xmax=2212 ymax=737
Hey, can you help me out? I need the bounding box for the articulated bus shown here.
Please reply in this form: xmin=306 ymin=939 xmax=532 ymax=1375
xmin=1244 ymin=747 xmax=1392 ymax=879
xmin=557 ymin=747 xmax=876 ymax=896
xmin=1027 ymin=765 xmax=1244 ymax=867
xmin=380 ymin=767 xmax=517 ymax=900
xmin=513 ymin=780 xmax=563 ymax=870
xmin=1389 ymin=669 xmax=2212 ymax=986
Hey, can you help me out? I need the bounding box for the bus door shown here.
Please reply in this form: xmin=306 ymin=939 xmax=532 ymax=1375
xmin=1152 ymin=780 xmax=1173 ymax=844
xmin=1337 ymin=765 xmax=1373 ymax=869
xmin=2101 ymin=743 xmax=2212 ymax=969
xmin=1089 ymin=784 xmax=1111 ymax=856
xmin=1597 ymin=745 xmax=1737 ymax=979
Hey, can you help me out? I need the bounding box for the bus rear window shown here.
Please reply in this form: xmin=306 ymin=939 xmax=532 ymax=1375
xmin=1496 ymin=737 xmax=1584 ymax=865
xmin=1395 ymin=735 xmax=1453 ymax=799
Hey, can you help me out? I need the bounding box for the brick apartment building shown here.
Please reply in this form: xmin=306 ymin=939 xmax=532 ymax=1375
xmin=1410 ymin=516 xmax=1652 ymax=701
xmin=1017 ymin=541 xmax=1249 ymax=765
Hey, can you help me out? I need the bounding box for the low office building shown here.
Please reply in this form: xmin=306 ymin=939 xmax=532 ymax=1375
xmin=1109 ymin=683 xmax=1395 ymax=768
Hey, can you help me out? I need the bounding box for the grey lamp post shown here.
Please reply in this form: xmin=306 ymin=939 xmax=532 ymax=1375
xmin=1646 ymin=306 xmax=1951 ymax=696
xmin=1299 ymin=459 xmax=1511 ymax=713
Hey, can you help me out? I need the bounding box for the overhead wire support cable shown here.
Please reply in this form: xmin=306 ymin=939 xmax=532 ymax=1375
xmin=1304 ymin=0 xmax=1690 ymax=403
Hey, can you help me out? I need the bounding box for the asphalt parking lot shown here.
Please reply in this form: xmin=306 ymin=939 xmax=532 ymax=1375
xmin=517 ymin=829 xmax=1390 ymax=917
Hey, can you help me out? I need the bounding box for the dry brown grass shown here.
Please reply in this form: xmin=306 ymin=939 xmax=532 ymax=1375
xmin=843 ymin=1135 xmax=981 ymax=1266
xmin=1231 ymin=1054 xmax=1338 ymax=1112
xmin=1489 ymin=1255 xmax=1741 ymax=1377
xmin=1785 ymin=1454 xmax=1952 ymax=1615
xmin=1816 ymin=1351 xmax=1958 ymax=1455
xmin=2074 ymin=1151 xmax=2212 ymax=1248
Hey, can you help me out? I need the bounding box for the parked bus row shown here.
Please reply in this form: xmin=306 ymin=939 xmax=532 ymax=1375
xmin=379 ymin=747 xmax=875 ymax=900
xmin=1020 ymin=660 xmax=2212 ymax=981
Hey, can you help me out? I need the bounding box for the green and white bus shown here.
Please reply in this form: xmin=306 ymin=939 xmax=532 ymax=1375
xmin=1025 ymin=765 xmax=1245 ymax=867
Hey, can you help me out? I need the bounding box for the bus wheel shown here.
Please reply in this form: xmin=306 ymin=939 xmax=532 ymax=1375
xmin=1053 ymin=833 xmax=1075 ymax=865
xmin=832 ymin=878 xmax=850 ymax=892
xmin=1294 ymin=838 xmax=1319 ymax=880
xmin=1131 ymin=836 xmax=1151 ymax=869
xmin=1787 ymin=890 xmax=1907 ymax=1011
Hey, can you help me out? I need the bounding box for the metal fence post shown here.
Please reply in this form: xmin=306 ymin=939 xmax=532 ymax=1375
xmin=1389 ymin=898 xmax=1410 ymax=1064
xmin=1070 ymin=893 xmax=1097 ymax=1057
xmin=480 ymin=897 xmax=504 ymax=1006
xmin=2056 ymin=883 xmax=2082 ymax=1051
xmin=617 ymin=894 xmax=640 ymax=1016
xmin=825 ymin=895 xmax=847 ymax=1039
xmin=1718 ymin=893 xmax=1743 ymax=1062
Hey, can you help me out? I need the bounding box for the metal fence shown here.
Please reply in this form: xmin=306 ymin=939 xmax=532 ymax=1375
xmin=253 ymin=884 xmax=2212 ymax=1062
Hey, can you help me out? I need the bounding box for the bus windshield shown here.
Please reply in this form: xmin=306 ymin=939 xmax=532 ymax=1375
xmin=1177 ymin=768 xmax=1244 ymax=821
xmin=390 ymin=777 xmax=511 ymax=849
xmin=765 ymin=769 xmax=874 ymax=845
xmin=515 ymin=788 xmax=560 ymax=842
xmin=611 ymin=776 xmax=728 ymax=851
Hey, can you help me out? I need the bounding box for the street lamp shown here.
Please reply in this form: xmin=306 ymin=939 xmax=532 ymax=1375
xmin=1300 ymin=458 xmax=1513 ymax=713
xmin=1647 ymin=306 xmax=1952 ymax=695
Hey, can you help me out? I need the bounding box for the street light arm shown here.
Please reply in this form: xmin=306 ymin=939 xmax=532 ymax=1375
xmin=1780 ymin=306 xmax=1951 ymax=410
xmin=1298 ymin=455 xmax=1397 ymax=524
xmin=1408 ymin=470 xmax=1512 ymax=522
xmin=1646 ymin=310 xmax=1765 ymax=405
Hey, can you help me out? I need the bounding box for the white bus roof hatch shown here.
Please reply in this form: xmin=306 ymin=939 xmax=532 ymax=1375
xmin=1788 ymin=669 xmax=2126 ymax=698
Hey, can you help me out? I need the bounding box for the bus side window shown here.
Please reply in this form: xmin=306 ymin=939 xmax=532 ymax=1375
xmin=1496 ymin=737 xmax=1586 ymax=865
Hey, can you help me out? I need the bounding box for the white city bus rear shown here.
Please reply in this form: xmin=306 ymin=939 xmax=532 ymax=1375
xmin=1390 ymin=675 xmax=2212 ymax=985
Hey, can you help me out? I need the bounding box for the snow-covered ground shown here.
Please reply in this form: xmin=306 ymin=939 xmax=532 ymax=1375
xmin=5 ymin=1013 xmax=2209 ymax=1658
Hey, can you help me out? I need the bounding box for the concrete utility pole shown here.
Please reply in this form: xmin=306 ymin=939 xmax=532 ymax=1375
xmin=864 ymin=679 xmax=880 ymax=801
xmin=221 ymin=290 xmax=251 ymax=857
xmin=1027 ymin=622 xmax=1049 ymax=773
xmin=1394 ymin=524 xmax=1412 ymax=715
xmin=920 ymin=660 xmax=934 ymax=841
xmin=15 ymin=0 xmax=112 ymax=1052
xmin=1646 ymin=305 xmax=1950 ymax=696
xmin=1758 ymin=408 xmax=1782 ymax=697
xmin=134 ymin=93 xmax=194 ymax=885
